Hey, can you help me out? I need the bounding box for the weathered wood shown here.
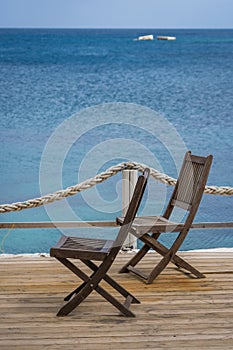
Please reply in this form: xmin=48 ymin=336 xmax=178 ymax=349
xmin=48 ymin=170 xmax=149 ymax=317
xmin=119 ymin=152 xmax=216 ymax=283
xmin=0 ymin=220 xmax=232 ymax=231
xmin=0 ymin=221 xmax=116 ymax=229
xmin=191 ymin=222 xmax=233 ymax=229
xmin=0 ymin=252 xmax=233 ymax=350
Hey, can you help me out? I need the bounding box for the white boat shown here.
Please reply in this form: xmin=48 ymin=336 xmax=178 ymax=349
xmin=134 ymin=34 xmax=154 ymax=41
xmin=157 ymin=36 xmax=176 ymax=41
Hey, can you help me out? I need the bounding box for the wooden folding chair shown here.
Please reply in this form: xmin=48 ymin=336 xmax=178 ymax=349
xmin=117 ymin=151 xmax=213 ymax=284
xmin=50 ymin=168 xmax=150 ymax=317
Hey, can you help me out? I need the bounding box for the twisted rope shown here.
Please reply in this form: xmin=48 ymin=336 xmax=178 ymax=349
xmin=0 ymin=161 xmax=232 ymax=213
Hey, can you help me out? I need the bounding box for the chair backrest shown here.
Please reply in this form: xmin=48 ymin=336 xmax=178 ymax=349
xmin=114 ymin=168 xmax=150 ymax=249
xmin=164 ymin=151 xmax=213 ymax=224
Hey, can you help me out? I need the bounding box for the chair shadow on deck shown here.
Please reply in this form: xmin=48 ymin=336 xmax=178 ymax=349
xmin=117 ymin=151 xmax=213 ymax=284
xmin=50 ymin=168 xmax=150 ymax=317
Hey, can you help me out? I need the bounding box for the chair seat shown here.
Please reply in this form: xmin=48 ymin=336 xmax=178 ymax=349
xmin=117 ymin=216 xmax=184 ymax=235
xmin=50 ymin=235 xmax=114 ymax=260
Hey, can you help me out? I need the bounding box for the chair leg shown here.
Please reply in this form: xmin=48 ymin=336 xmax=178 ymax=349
xmin=142 ymin=236 xmax=205 ymax=279
xmin=57 ymin=281 xmax=93 ymax=316
xmin=146 ymin=229 xmax=204 ymax=283
xmin=82 ymin=260 xmax=140 ymax=304
xmin=64 ymin=281 xmax=88 ymax=301
xmin=171 ymin=254 xmax=205 ymax=278
xmin=119 ymin=232 xmax=161 ymax=274
xmin=119 ymin=243 xmax=151 ymax=273
xmin=59 ymin=279 xmax=136 ymax=317
xmin=147 ymin=252 xmax=173 ymax=284
xmin=56 ymin=257 xmax=138 ymax=317
xmin=148 ymin=232 xmax=205 ymax=278
xmin=64 ymin=266 xmax=98 ymax=301
xmin=95 ymin=284 xmax=136 ymax=317
xmin=124 ymin=229 xmax=205 ymax=283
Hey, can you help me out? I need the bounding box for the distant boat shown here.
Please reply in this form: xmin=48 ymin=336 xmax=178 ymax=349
xmin=134 ymin=34 xmax=154 ymax=41
xmin=157 ymin=36 xmax=176 ymax=41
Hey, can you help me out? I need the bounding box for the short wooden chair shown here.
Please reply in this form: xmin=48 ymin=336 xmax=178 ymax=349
xmin=117 ymin=151 xmax=213 ymax=284
xmin=50 ymin=168 xmax=150 ymax=317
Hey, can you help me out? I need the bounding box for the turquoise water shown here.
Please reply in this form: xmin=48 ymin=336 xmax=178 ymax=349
xmin=0 ymin=29 xmax=232 ymax=253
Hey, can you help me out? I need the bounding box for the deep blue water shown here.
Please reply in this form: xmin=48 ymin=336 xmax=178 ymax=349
xmin=0 ymin=28 xmax=232 ymax=253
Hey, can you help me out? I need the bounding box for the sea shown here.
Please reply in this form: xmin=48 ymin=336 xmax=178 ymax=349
xmin=0 ymin=28 xmax=232 ymax=254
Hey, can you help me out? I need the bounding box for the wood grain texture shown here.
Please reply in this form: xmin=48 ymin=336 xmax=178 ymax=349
xmin=0 ymin=251 xmax=233 ymax=350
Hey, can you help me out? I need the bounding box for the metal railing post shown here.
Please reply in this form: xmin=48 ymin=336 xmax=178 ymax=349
xmin=122 ymin=169 xmax=138 ymax=250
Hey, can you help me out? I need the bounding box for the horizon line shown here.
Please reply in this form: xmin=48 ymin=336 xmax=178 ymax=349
xmin=1 ymin=27 xmax=233 ymax=30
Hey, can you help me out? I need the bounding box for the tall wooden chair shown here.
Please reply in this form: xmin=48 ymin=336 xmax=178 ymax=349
xmin=50 ymin=168 xmax=150 ymax=317
xmin=117 ymin=151 xmax=213 ymax=284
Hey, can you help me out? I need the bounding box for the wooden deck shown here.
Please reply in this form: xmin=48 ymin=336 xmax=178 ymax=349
xmin=0 ymin=251 xmax=233 ymax=349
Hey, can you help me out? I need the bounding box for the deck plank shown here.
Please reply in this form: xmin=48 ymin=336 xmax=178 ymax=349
xmin=0 ymin=251 xmax=233 ymax=350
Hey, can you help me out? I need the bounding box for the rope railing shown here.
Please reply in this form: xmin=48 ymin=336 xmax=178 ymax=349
xmin=0 ymin=161 xmax=232 ymax=213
